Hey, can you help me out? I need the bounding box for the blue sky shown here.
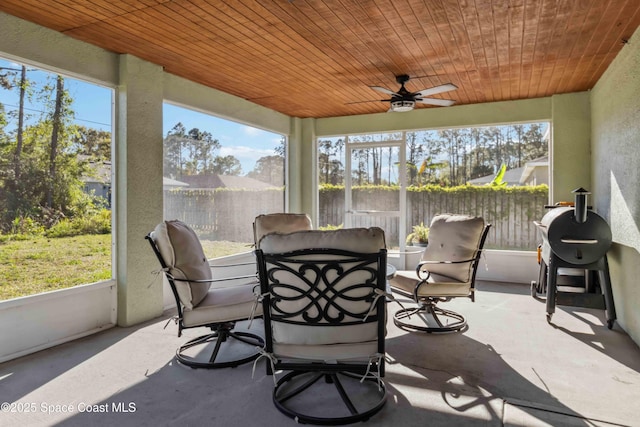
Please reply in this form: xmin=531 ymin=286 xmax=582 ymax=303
xmin=0 ymin=58 xmax=282 ymax=175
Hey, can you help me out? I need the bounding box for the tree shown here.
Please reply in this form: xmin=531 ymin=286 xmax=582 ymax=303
xmin=14 ymin=66 xmax=27 ymax=182
xmin=0 ymin=70 xmax=90 ymax=232
xmin=187 ymin=128 xmax=219 ymax=174
xmin=248 ymin=155 xmax=284 ymax=185
xmin=274 ymin=136 xmax=287 ymax=157
xmin=71 ymin=126 xmax=111 ymax=160
xmin=318 ymin=138 xmax=344 ymax=185
xmin=352 ymin=148 xmax=369 ymax=185
xmin=46 ymin=75 xmax=67 ymax=208
xmin=211 ymin=155 xmax=242 ymax=175
xmin=406 ymin=132 xmax=423 ymax=185
xmin=163 ymin=122 xmax=187 ymax=178
xmin=162 ymin=124 xmax=221 ymax=177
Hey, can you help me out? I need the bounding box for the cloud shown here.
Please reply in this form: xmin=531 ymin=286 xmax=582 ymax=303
xmin=219 ymin=145 xmax=276 ymax=173
xmin=243 ymin=126 xmax=263 ymax=136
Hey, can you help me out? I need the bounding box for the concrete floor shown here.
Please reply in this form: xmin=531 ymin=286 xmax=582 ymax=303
xmin=1 ymin=281 xmax=639 ymax=427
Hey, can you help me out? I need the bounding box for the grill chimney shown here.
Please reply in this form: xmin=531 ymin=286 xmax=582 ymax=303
xmin=573 ymin=187 xmax=590 ymax=224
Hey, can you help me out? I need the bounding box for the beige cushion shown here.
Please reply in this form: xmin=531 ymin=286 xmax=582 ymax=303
xmin=182 ymin=284 xmax=261 ymax=327
xmin=152 ymin=220 xmax=211 ymax=310
xmin=420 ymin=214 xmax=485 ymax=283
xmin=390 ymin=269 xmax=472 ymax=298
xmin=259 ymin=227 xmax=386 ymax=254
xmin=253 ymin=213 xmax=312 ymax=248
xmin=273 ymin=341 xmax=379 ymax=362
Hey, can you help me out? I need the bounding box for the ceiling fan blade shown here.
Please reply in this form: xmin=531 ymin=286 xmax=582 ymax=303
xmin=413 ymin=83 xmax=458 ymax=97
xmin=416 ymin=98 xmax=456 ymax=107
xmin=346 ymin=99 xmax=392 ymax=105
xmin=369 ymin=86 xmax=397 ymax=96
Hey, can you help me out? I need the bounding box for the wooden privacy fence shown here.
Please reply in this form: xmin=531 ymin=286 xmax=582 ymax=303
xmin=165 ymin=185 xmax=549 ymax=250
xmin=164 ymin=188 xmax=285 ymax=242
xmin=320 ymin=185 xmax=549 ymax=250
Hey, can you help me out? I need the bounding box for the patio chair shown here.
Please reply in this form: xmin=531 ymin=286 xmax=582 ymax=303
xmin=253 ymin=213 xmax=312 ymax=248
xmin=255 ymin=227 xmax=388 ymax=425
xmin=146 ymin=219 xmax=264 ymax=369
xmin=390 ymin=214 xmax=491 ymax=333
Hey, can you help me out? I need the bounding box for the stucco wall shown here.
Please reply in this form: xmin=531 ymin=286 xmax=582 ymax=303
xmin=591 ymin=26 xmax=640 ymax=344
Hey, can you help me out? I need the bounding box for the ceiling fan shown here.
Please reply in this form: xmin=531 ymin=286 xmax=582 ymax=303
xmin=364 ymin=74 xmax=458 ymax=112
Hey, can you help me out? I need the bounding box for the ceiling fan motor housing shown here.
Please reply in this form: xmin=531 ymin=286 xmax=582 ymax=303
xmin=390 ymin=99 xmax=415 ymax=112
xmin=395 ymin=74 xmax=411 ymax=85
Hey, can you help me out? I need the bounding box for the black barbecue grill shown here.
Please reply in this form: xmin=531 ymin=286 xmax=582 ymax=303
xmin=532 ymin=187 xmax=616 ymax=329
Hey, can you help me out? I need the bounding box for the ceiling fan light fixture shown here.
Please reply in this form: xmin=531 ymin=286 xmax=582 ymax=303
xmin=390 ymin=99 xmax=415 ymax=112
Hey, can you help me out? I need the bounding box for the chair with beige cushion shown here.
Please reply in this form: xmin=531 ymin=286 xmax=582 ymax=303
xmin=253 ymin=213 xmax=313 ymax=248
xmin=255 ymin=227 xmax=388 ymax=425
xmin=390 ymin=214 xmax=491 ymax=333
xmin=146 ymin=219 xmax=264 ymax=369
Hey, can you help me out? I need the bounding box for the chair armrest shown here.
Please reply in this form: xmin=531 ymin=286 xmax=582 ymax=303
xmin=417 ymin=258 xmax=476 ymax=268
xmin=207 ymin=261 xmax=255 ymax=268
xmin=163 ymin=272 xmax=258 ymax=290
xmin=415 ymin=258 xmax=475 ymax=281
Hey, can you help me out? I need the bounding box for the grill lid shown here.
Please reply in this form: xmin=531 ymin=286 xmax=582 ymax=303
xmin=536 ymin=188 xmax=612 ymax=265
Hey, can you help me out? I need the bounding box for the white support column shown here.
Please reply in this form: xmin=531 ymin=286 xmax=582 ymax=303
xmin=115 ymin=54 xmax=164 ymax=326
xmin=292 ymin=117 xmax=317 ymax=222
xmin=551 ymin=92 xmax=591 ymax=203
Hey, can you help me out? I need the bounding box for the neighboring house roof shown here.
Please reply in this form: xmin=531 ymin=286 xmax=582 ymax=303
xmin=519 ymin=156 xmax=548 ymax=184
xmin=179 ymin=174 xmax=277 ymax=189
xmin=468 ymin=165 xmax=526 ymax=186
xmin=163 ymin=177 xmax=189 ymax=188
xmin=468 ymin=156 xmax=549 ymax=186
xmin=81 ymin=159 xmax=189 ymax=188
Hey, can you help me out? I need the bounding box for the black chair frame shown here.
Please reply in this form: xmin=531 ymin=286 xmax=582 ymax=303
xmin=146 ymin=234 xmax=264 ymax=369
xmin=256 ymin=247 xmax=388 ymax=425
xmin=393 ymin=224 xmax=491 ymax=333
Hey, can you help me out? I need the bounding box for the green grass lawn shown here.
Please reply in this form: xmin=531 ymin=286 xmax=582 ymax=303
xmin=0 ymin=235 xmax=252 ymax=301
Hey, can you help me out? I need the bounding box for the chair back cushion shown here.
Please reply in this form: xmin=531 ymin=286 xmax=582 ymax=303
xmin=152 ymin=220 xmax=211 ymax=309
xmin=259 ymin=228 xmax=386 ymax=358
xmin=421 ymin=214 xmax=485 ymax=283
xmin=253 ymin=213 xmax=312 ymax=248
xmin=259 ymin=227 xmax=385 ymax=254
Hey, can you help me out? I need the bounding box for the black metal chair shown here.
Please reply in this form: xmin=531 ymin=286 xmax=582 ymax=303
xmin=146 ymin=219 xmax=264 ymax=369
xmin=255 ymin=227 xmax=388 ymax=425
xmin=390 ymin=214 xmax=491 ymax=333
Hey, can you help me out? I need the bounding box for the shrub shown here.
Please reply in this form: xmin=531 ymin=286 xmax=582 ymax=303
xmin=406 ymin=222 xmax=429 ymax=245
xmin=318 ymin=223 xmax=343 ymax=231
xmin=10 ymin=216 xmax=45 ymax=236
xmin=45 ymin=209 xmax=111 ymax=238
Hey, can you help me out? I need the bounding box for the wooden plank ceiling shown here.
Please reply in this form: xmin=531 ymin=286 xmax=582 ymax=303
xmin=1 ymin=0 xmax=639 ymax=119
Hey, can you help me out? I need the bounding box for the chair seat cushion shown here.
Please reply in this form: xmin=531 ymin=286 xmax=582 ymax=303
xmin=390 ymin=269 xmax=472 ymax=297
xmin=272 ymin=322 xmax=378 ymax=347
xmin=273 ymin=341 xmax=379 ymax=362
xmin=182 ymin=283 xmax=262 ymax=327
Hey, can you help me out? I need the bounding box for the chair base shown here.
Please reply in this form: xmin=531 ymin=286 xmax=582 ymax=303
xmin=176 ymin=323 xmax=264 ymax=369
xmin=393 ymin=302 xmax=467 ymax=333
xmin=273 ymin=370 xmax=386 ymax=425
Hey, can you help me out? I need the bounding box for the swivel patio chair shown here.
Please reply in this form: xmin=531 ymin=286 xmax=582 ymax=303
xmin=390 ymin=214 xmax=490 ymax=333
xmin=255 ymin=227 xmax=388 ymax=425
xmin=146 ymin=219 xmax=264 ymax=369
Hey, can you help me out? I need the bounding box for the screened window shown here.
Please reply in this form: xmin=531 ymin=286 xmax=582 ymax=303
xmin=162 ymin=104 xmax=286 ymax=258
xmin=318 ymin=123 xmax=550 ymax=252
xmin=0 ymin=58 xmax=113 ymax=300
